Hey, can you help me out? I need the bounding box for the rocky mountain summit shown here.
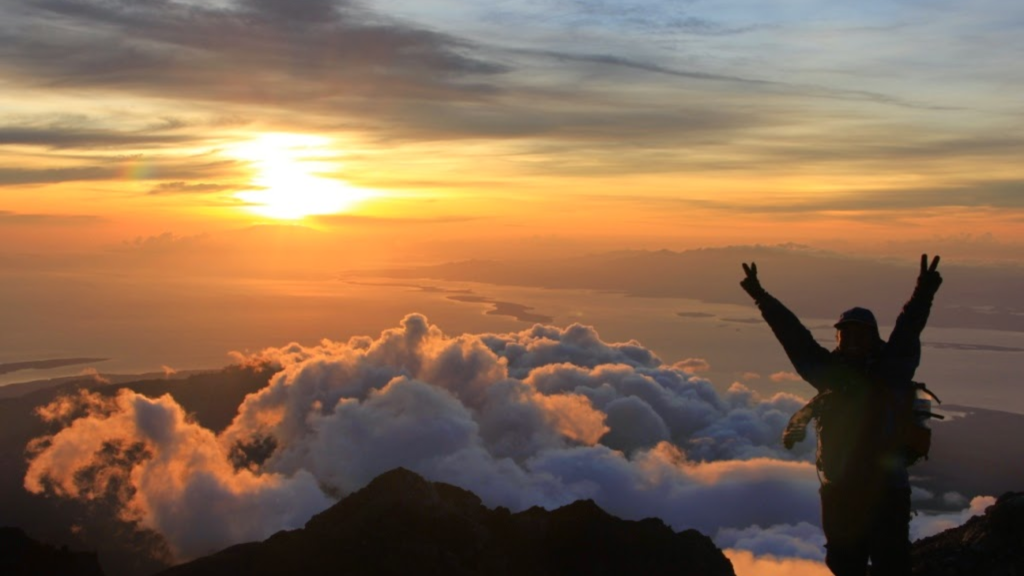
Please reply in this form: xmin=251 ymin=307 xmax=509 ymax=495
xmin=7 ymin=469 xmax=1024 ymax=576
xmin=156 ymin=467 xmax=736 ymax=576
xmin=912 ymin=491 xmax=1024 ymax=575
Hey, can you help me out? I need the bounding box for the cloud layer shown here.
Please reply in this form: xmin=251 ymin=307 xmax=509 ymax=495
xmin=25 ymin=314 xmax=819 ymax=559
xmin=23 ymin=314 xmax=992 ymax=563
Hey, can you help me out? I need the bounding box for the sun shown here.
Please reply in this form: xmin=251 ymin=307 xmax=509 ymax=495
xmin=231 ymin=133 xmax=373 ymax=220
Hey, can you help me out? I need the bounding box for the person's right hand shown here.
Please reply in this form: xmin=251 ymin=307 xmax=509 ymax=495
xmin=740 ymin=262 xmax=766 ymax=300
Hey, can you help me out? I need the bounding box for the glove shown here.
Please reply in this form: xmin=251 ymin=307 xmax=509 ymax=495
xmin=740 ymin=262 xmax=767 ymax=301
xmin=783 ymin=427 xmax=806 ymax=450
xmin=916 ymin=254 xmax=942 ymax=296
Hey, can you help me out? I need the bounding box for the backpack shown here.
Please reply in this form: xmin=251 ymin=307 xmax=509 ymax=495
xmin=783 ymin=381 xmax=943 ymax=468
xmin=902 ymin=381 xmax=944 ymax=465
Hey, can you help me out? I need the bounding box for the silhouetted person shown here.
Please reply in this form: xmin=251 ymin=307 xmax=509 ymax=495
xmin=740 ymin=254 xmax=943 ymax=576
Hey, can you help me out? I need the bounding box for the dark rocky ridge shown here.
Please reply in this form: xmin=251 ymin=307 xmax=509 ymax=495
xmin=911 ymin=491 xmax=1024 ymax=575
xmin=0 ymin=526 xmax=105 ymax=576
xmin=156 ymin=467 xmax=736 ymax=576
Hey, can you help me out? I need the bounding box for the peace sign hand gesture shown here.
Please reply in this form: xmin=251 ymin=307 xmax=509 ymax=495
xmin=917 ymin=254 xmax=943 ymax=295
xmin=740 ymin=262 xmax=767 ymax=300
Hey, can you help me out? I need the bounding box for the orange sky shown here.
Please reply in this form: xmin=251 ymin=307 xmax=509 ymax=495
xmin=2 ymin=0 xmax=1023 ymax=267
xmin=3 ymin=5 xmax=1021 ymax=572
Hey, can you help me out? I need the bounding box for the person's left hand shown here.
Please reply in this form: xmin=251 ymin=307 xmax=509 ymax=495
xmin=917 ymin=254 xmax=942 ymax=295
xmin=783 ymin=426 xmax=806 ymax=450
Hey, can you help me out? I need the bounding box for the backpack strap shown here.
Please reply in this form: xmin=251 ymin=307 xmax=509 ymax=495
xmin=913 ymin=381 xmax=942 ymax=405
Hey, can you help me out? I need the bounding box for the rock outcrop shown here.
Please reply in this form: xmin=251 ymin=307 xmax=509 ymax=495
xmin=912 ymin=491 xmax=1024 ymax=575
xmin=0 ymin=527 xmax=105 ymax=576
xmin=157 ymin=467 xmax=736 ymax=576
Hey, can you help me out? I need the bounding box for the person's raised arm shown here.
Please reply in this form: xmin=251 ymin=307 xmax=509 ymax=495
xmin=741 ymin=262 xmax=830 ymax=389
xmin=886 ymin=255 xmax=942 ymax=374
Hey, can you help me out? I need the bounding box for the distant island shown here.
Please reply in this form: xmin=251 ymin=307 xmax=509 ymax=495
xmin=0 ymin=357 xmax=108 ymax=375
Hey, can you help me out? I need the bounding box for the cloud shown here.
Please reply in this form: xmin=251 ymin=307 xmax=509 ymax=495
xmin=941 ymin=491 xmax=969 ymax=508
xmin=488 ymin=1 xmax=760 ymax=38
xmin=117 ymin=232 xmax=209 ymax=255
xmin=717 ymin=488 xmax=998 ymax=574
xmin=147 ymin=182 xmax=240 ymax=195
xmin=716 ymin=522 xmax=826 ymax=561
xmin=0 ymin=0 xmax=507 ymax=114
xmin=309 ymin=213 xmax=484 ymax=227
xmin=673 ymin=357 xmax=711 ymax=373
xmin=924 ymin=341 xmax=1024 ymax=353
xmin=720 ymin=317 xmax=763 ymax=324
xmin=516 ymin=48 xmax=771 ymax=86
xmin=25 ymin=314 xmax=834 ymax=561
xmin=513 ymin=47 xmax=954 ymax=112
xmin=25 ymin=389 xmax=331 ymax=560
xmin=632 ymin=181 xmax=1024 ymax=214
xmin=0 ymin=207 xmax=102 ymax=223
xmin=0 ymin=155 xmax=244 ymax=188
xmin=0 ymin=0 xmax=1018 ymax=195
xmin=26 ymin=314 xmax=1001 ymax=562
xmin=0 ymin=166 xmax=119 ymax=187
xmin=677 ymin=311 xmax=716 ymax=319
xmin=0 ymin=1 xmax=915 ymax=159
xmin=0 ymin=126 xmax=193 ymax=149
xmin=770 ymin=371 xmax=803 ymax=383
xmin=910 ymin=495 xmax=996 ymax=541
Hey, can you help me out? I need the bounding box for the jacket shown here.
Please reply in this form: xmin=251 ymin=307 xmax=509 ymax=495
xmin=753 ymin=286 xmax=936 ymax=486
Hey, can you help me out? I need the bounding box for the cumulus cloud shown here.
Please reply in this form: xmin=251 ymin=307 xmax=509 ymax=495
xmin=716 ymin=493 xmax=996 ymax=572
xmin=24 ymin=389 xmax=332 ymax=560
xmin=27 ymin=314 xmax=833 ymax=561
xmin=942 ymin=491 xmax=970 ymax=508
xmin=716 ymin=522 xmax=826 ymax=561
xmin=673 ymin=357 xmax=710 ymax=373
xmin=770 ymin=371 xmax=803 ymax=383
xmin=911 ymin=495 xmax=996 ymax=541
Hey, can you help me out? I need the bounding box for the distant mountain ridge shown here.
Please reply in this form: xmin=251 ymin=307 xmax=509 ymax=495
xmin=0 ymin=357 xmax=109 ymax=376
xmin=155 ymin=467 xmax=737 ymax=576
xmin=0 ymin=369 xmax=208 ymax=401
xmin=357 ymin=246 xmax=1024 ymax=332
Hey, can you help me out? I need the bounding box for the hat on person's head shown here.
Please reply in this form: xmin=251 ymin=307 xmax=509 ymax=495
xmin=834 ymin=307 xmax=877 ymax=329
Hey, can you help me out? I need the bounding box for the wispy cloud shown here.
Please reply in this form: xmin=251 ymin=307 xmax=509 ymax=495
xmin=0 ymin=0 xmax=507 ymax=111
xmin=310 ymin=213 xmax=484 ymax=226
xmin=0 ymin=210 xmax=103 ymax=225
xmin=0 ymin=126 xmax=195 ymax=149
xmin=0 ymin=0 xmax=1022 ymax=243
xmin=147 ymin=182 xmax=241 ymax=196
xmin=0 ymin=156 xmax=244 ymax=187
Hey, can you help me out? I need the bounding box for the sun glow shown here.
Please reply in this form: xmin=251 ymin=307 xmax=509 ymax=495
xmin=232 ymin=134 xmax=373 ymax=220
